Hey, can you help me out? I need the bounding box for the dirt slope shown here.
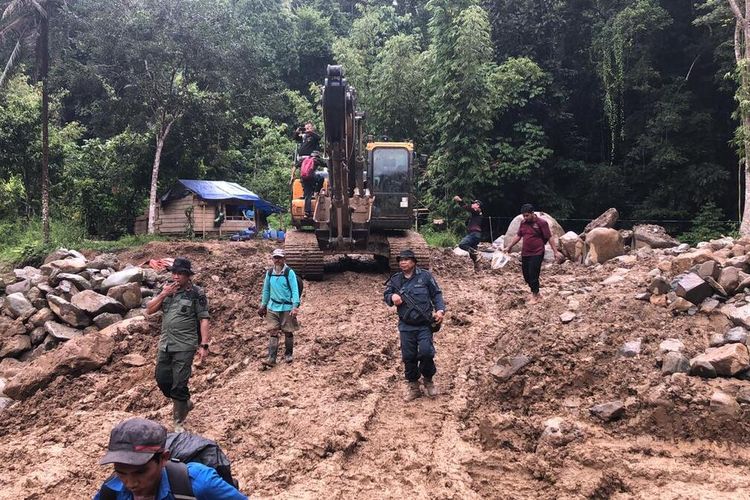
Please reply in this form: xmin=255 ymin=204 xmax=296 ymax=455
xmin=2 ymin=240 xmax=750 ymax=499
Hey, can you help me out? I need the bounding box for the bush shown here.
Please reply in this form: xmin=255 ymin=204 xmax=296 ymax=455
xmin=679 ymin=202 xmax=737 ymax=246
xmin=420 ymin=227 xmax=459 ymax=248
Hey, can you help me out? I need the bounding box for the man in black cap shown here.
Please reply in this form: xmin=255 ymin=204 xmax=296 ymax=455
xmin=384 ymin=249 xmax=446 ymax=401
xmin=453 ymin=195 xmax=483 ymax=272
xmin=146 ymin=257 xmax=210 ymax=432
xmin=95 ymin=417 xmax=247 ymax=499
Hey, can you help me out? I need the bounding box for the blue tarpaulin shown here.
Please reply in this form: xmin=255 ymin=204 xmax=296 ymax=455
xmin=162 ymin=180 xmax=283 ymax=214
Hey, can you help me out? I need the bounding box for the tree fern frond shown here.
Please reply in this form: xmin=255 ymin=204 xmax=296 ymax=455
xmin=0 ymin=37 xmax=23 ymax=88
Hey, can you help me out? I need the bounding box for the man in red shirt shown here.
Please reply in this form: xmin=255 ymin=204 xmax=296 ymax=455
xmin=506 ymin=204 xmax=561 ymax=303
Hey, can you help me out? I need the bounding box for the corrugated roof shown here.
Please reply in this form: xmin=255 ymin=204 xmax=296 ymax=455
xmin=162 ymin=179 xmax=282 ymax=214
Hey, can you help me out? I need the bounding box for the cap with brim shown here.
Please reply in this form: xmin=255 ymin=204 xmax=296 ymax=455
xmin=99 ymin=417 xmax=167 ymax=466
xmin=396 ymin=249 xmax=417 ymax=262
xmin=272 ymin=249 xmax=285 ymax=258
xmin=168 ymin=257 xmax=195 ymax=275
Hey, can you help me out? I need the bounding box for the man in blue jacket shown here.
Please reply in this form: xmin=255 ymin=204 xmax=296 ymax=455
xmin=94 ymin=417 xmax=247 ymax=499
xmin=384 ymin=249 xmax=446 ymax=402
xmin=257 ymin=248 xmax=300 ymax=369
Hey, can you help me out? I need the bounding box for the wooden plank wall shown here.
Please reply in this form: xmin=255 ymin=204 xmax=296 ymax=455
xmin=156 ymin=196 xmax=196 ymax=234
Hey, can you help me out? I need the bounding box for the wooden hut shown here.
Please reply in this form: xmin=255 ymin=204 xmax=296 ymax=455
xmin=134 ymin=180 xmax=282 ymax=236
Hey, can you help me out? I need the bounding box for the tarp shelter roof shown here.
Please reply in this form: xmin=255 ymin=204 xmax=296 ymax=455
xmin=161 ymin=179 xmax=283 ymax=214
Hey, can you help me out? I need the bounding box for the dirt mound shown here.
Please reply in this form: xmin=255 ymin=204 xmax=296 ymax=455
xmin=2 ymin=240 xmax=750 ymax=498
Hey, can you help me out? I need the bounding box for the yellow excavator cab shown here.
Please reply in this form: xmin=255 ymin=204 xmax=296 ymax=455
xmin=366 ymin=141 xmax=414 ymax=152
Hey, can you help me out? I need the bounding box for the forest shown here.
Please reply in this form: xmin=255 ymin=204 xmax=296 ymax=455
xmin=0 ymin=0 xmax=744 ymax=260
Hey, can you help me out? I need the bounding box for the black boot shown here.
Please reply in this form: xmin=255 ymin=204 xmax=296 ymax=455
xmin=261 ymin=336 xmax=279 ymax=368
xmin=284 ymin=333 xmax=294 ymax=363
xmin=172 ymin=399 xmax=192 ymax=432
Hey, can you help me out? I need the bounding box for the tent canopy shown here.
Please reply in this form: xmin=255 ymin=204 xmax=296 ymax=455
xmin=161 ymin=179 xmax=283 ymax=214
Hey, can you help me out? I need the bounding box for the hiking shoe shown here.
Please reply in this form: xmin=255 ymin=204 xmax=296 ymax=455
xmin=260 ymin=358 xmax=276 ymax=369
xmin=284 ymin=354 xmax=293 ymax=363
xmin=403 ymin=381 xmax=422 ymax=402
xmin=473 ymin=260 xmax=480 ymax=272
xmin=423 ymin=378 xmax=438 ymax=397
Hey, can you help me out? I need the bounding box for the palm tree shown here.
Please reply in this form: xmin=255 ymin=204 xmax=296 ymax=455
xmin=1 ymin=0 xmax=62 ymax=243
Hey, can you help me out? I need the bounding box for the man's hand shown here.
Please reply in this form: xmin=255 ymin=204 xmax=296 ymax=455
xmin=433 ymin=310 xmax=445 ymax=323
xmin=196 ymin=345 xmax=208 ymax=365
xmin=391 ymin=293 xmax=403 ymax=306
xmin=453 ymin=195 xmax=462 ymax=203
xmin=162 ymin=281 xmax=180 ymax=297
xmin=257 ymin=305 xmax=267 ymax=317
xmin=290 ymin=307 xmax=299 ymax=317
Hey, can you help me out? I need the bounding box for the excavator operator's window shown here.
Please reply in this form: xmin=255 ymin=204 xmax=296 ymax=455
xmin=372 ymin=148 xmax=409 ymax=193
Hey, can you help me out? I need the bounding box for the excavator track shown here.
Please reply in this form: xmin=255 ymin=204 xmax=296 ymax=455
xmin=284 ymin=229 xmax=325 ymax=281
xmin=387 ymin=231 xmax=431 ymax=272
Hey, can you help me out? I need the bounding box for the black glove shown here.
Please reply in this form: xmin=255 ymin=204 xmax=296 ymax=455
xmin=257 ymin=305 xmax=267 ymax=317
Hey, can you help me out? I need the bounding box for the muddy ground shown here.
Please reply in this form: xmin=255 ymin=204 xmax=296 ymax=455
xmin=1 ymin=240 xmax=750 ymax=499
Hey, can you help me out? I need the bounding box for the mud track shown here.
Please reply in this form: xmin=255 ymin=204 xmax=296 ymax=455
xmin=1 ymin=240 xmax=750 ymax=498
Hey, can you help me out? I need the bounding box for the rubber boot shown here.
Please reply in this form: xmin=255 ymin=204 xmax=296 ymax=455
xmin=471 ymin=253 xmax=480 ymax=273
xmin=261 ymin=336 xmax=279 ymax=369
xmin=403 ymin=381 xmax=422 ymax=402
xmin=173 ymin=399 xmax=191 ymax=432
xmin=284 ymin=333 xmax=294 ymax=363
xmin=423 ymin=377 xmax=438 ymax=397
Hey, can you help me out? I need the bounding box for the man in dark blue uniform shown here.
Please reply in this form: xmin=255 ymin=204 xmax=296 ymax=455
xmin=384 ymin=249 xmax=446 ymax=401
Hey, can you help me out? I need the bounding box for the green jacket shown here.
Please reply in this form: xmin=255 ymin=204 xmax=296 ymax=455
xmin=160 ymin=285 xmax=210 ymax=352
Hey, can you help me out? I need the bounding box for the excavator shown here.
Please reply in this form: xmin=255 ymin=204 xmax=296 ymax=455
xmin=285 ymin=65 xmax=429 ymax=279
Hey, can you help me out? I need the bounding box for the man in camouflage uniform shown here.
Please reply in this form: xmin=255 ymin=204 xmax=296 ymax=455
xmin=146 ymin=257 xmax=210 ymax=431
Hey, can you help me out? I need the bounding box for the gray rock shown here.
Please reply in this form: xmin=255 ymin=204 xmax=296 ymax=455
xmin=0 ymin=335 xmax=31 ymax=357
xmin=93 ymin=313 xmax=124 ymax=330
xmin=633 ymin=225 xmax=679 ymax=249
xmin=70 ymin=290 xmax=127 ymax=317
xmin=670 ymin=297 xmax=694 ymax=313
xmin=721 ymin=303 xmax=750 ymax=329
xmin=43 ymin=257 xmax=88 ymax=274
xmin=37 ymin=283 xmax=53 ymax=295
xmin=705 ymin=276 xmax=728 ymax=297
xmin=583 ymin=208 xmax=619 ymax=234
xmin=620 ymin=339 xmax=642 ymax=357
xmin=44 ymin=321 xmax=82 ymax=341
xmin=727 ymin=255 xmax=749 ymax=271
xmin=47 ymin=295 xmax=91 ymax=327
xmin=3 ymin=293 xmax=35 ymax=320
xmin=661 ymin=352 xmax=690 ymax=375
xmin=659 ymin=339 xmax=684 ymax=353
xmin=29 ymin=327 xmax=47 ymax=346
xmin=676 ymin=273 xmax=714 ymax=305
xmin=90 ymin=275 xmax=105 ymax=290
xmin=635 ymin=292 xmax=651 ymax=301
xmin=709 ymin=333 xmax=726 ymax=348
xmin=700 ymin=298 xmax=720 ymax=314
xmin=710 ymin=391 xmax=741 ymax=417
xmin=13 ymin=266 xmax=42 ymax=282
xmin=0 ymin=397 xmax=12 ymax=411
xmin=101 ymin=268 xmax=144 ymax=292
xmin=5 ymin=280 xmax=31 ymax=295
xmin=489 ymin=355 xmax=533 ymax=382
xmin=53 ymin=280 xmax=78 ymax=301
xmin=142 ymin=268 xmax=159 ymax=286
xmin=648 ymin=276 xmax=672 ymax=295
xmin=725 ymin=326 xmax=749 ymax=345
xmin=140 ymin=287 xmax=155 ymax=298
xmin=53 ymin=273 xmax=92 ymax=291
xmin=689 ymin=360 xmax=717 ymax=378
xmin=107 ymin=282 xmax=142 ymax=310
xmin=589 ymin=401 xmax=625 ymax=422
xmin=30 ymin=298 xmax=47 ymax=310
xmin=88 ymin=253 xmax=119 ymax=270
xmin=560 ymin=312 xmax=576 ymax=324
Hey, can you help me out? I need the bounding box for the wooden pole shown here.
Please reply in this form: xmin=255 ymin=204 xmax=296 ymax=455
xmin=489 ymin=216 xmax=493 ymax=243
xmin=202 ymin=203 xmax=206 ymax=239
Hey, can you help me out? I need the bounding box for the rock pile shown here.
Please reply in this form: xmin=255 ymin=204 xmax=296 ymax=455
xmin=0 ymin=248 xmax=161 ymax=367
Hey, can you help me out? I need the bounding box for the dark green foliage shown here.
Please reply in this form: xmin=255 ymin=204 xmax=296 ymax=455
xmin=680 ymin=202 xmax=736 ymax=246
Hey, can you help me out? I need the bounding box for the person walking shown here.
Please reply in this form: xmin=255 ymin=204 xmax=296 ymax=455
xmin=384 ymin=249 xmax=445 ymax=402
xmin=453 ymin=195 xmax=483 ymax=272
xmin=146 ymin=257 xmax=210 ymax=432
xmin=257 ymin=248 xmax=300 ymax=369
xmin=506 ymin=204 xmax=561 ymax=303
xmin=94 ymin=417 xmax=247 ymax=499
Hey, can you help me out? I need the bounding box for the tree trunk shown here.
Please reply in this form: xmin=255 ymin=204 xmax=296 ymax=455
xmin=147 ymin=120 xmax=174 ymax=234
xmin=742 ymin=111 xmax=750 ymax=235
xmin=40 ymin=15 xmax=50 ymax=244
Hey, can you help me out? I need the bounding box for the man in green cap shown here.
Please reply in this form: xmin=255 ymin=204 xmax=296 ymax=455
xmin=146 ymin=257 xmax=210 ymax=431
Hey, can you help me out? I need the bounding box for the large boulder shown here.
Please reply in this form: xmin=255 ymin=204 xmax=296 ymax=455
xmin=3 ymin=293 xmax=35 ymax=320
xmin=47 ymin=295 xmax=91 ymax=327
xmin=633 ymin=224 xmax=679 ymax=249
xmin=93 ymin=312 xmax=124 ymax=330
xmin=559 ymin=231 xmax=584 ymax=263
xmin=675 ymin=273 xmax=714 ymax=305
xmin=43 ymin=248 xmax=85 ymax=265
xmin=583 ymin=208 xmax=619 ymax=234
xmin=719 ymin=267 xmax=741 ymax=295
xmin=689 ymin=343 xmax=750 ymax=377
xmin=71 ymin=290 xmax=127 ymax=317
xmin=88 ymin=253 xmax=120 ymax=271
xmin=671 ymin=249 xmax=716 ymax=274
xmin=3 ymin=331 xmax=114 ymax=399
xmin=52 ymin=273 xmax=92 ymax=290
xmin=584 ymin=228 xmax=624 ymax=265
xmin=107 ymin=282 xmax=142 ymax=310
xmin=501 ymin=212 xmax=565 ymax=253
xmin=13 ymin=266 xmax=43 ymax=283
xmin=100 ymin=267 xmax=144 ymax=293
xmin=42 ymin=257 xmax=88 ymax=275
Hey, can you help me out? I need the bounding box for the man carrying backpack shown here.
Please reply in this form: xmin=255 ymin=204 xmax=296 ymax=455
xmin=294 ymin=151 xmax=326 ymax=218
xmin=94 ymin=417 xmax=247 ymax=499
xmin=257 ymin=248 xmax=300 ymax=369
xmin=146 ymin=257 xmax=209 ymax=432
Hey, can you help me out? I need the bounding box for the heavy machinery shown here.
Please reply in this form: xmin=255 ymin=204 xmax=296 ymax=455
xmin=285 ymin=65 xmax=429 ymax=279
